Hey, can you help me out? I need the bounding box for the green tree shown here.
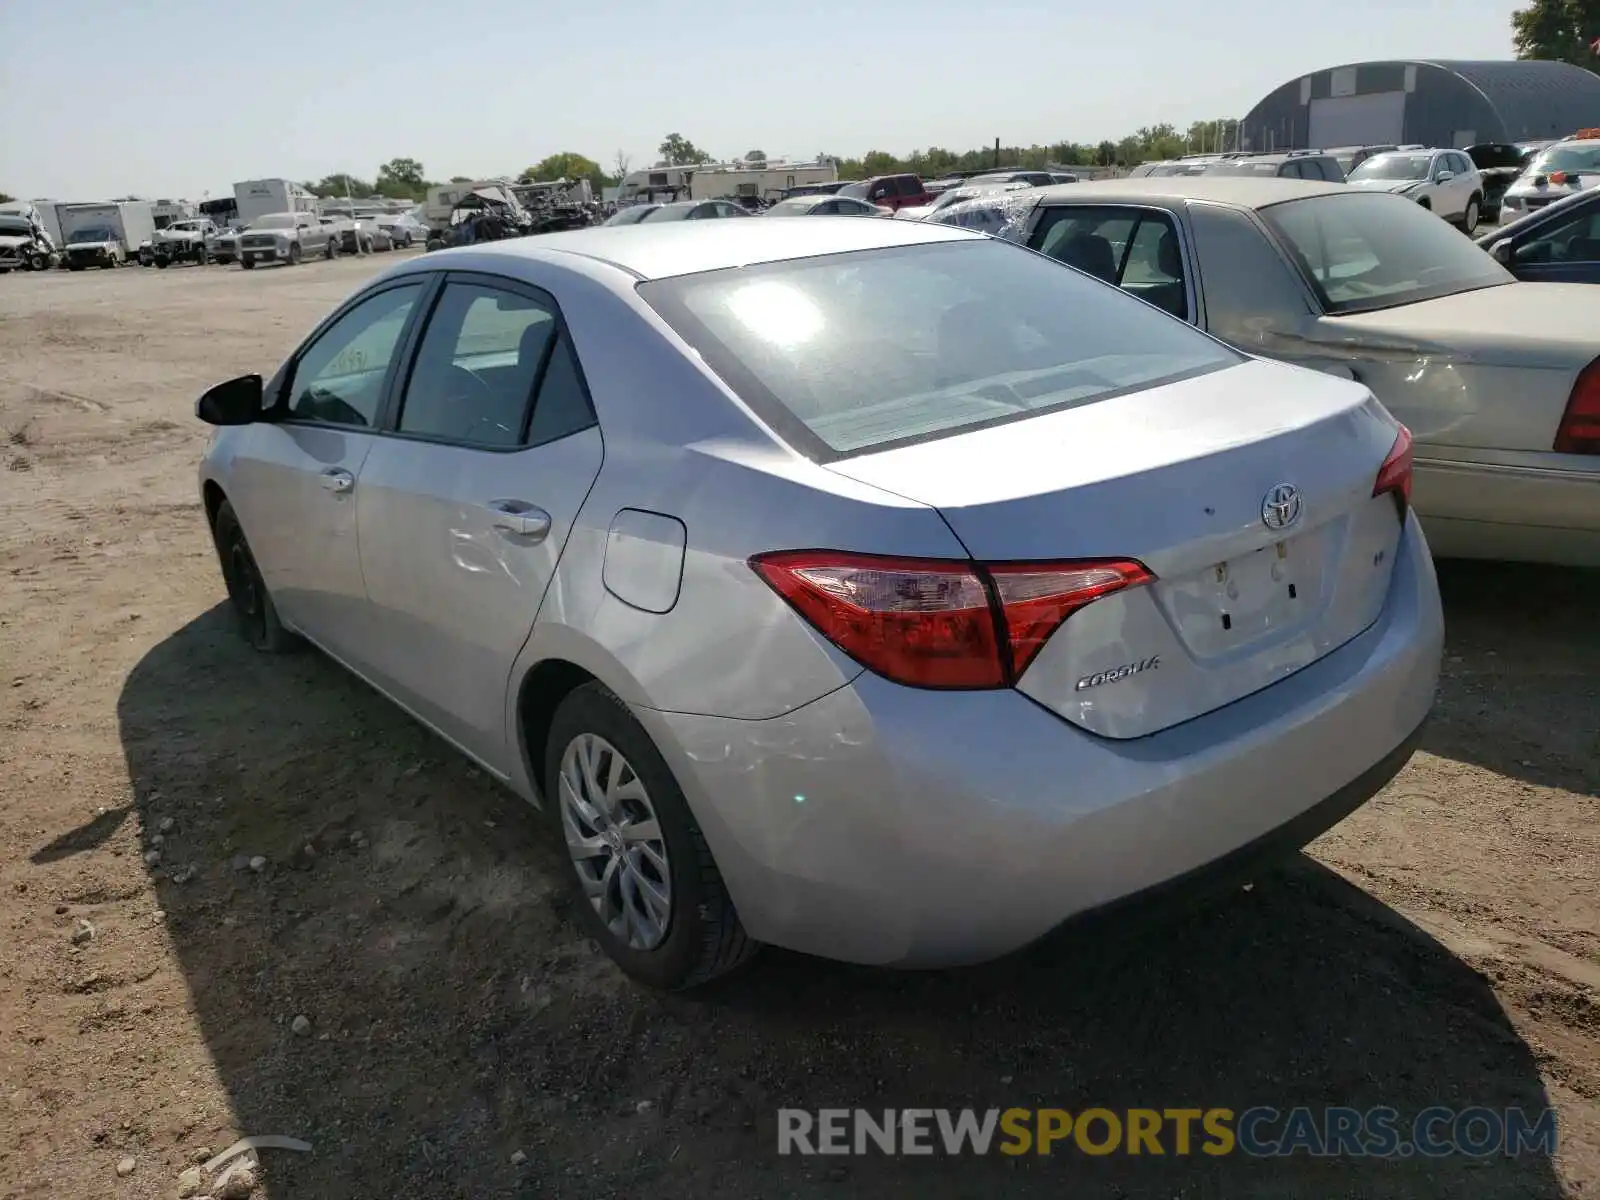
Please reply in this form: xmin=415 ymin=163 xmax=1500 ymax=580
xmin=310 ymin=173 xmax=374 ymax=197
xmin=379 ymin=157 xmax=425 ymax=186
xmin=522 ymin=152 xmax=606 ymax=188
xmin=1096 ymin=141 xmax=1118 ymax=166
xmin=374 ymin=157 xmax=429 ymax=200
xmin=1512 ymin=0 xmax=1600 ymax=70
xmin=613 ymin=150 xmax=632 ymax=182
xmin=658 ymin=132 xmax=713 ymax=165
xmin=0 ymin=191 xmax=12 ymax=204
xmin=449 ymin=176 xmax=472 ymax=183
xmin=745 ymin=149 xmax=767 ymax=163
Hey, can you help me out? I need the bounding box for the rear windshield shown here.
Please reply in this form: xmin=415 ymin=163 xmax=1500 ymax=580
xmin=1260 ymin=191 xmax=1511 ymax=314
xmin=637 ymin=239 xmax=1240 ymax=459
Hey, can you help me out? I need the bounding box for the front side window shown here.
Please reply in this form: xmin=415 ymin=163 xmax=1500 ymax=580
xmin=286 ymin=282 xmax=424 ymax=427
xmin=1513 ymin=200 xmax=1600 ymax=263
xmin=397 ymin=283 xmax=556 ymax=447
xmin=637 ymin=239 xmax=1238 ymax=459
xmin=1261 ymin=192 xmax=1512 ymax=314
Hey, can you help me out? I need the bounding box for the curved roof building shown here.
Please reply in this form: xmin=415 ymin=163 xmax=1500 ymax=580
xmin=1239 ymin=59 xmax=1600 ymax=151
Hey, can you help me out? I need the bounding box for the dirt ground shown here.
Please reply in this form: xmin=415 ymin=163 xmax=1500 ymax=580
xmin=0 ymin=254 xmax=1596 ymax=1200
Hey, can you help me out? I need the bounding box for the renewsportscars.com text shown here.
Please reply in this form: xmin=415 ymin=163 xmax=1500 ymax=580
xmin=777 ymin=1106 xmax=1558 ymax=1158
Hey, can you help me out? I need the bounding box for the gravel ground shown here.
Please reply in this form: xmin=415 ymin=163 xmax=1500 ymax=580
xmin=0 ymin=255 xmax=1596 ymax=1199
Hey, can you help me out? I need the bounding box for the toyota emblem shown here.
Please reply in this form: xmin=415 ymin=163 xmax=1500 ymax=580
xmin=1261 ymin=483 xmax=1302 ymax=531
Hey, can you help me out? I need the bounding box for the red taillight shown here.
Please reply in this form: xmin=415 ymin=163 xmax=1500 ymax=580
xmin=1373 ymin=423 xmax=1415 ymax=508
xmin=1555 ymin=359 xmax=1600 ymax=454
xmin=749 ymin=550 xmax=1154 ymax=690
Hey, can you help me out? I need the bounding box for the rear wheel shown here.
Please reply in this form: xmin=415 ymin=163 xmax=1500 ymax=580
xmin=212 ymin=500 xmax=299 ymax=653
xmin=544 ymin=683 xmax=757 ymax=990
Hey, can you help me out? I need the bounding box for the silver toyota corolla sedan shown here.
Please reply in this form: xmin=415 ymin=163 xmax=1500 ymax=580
xmin=194 ymin=218 xmax=1444 ymax=989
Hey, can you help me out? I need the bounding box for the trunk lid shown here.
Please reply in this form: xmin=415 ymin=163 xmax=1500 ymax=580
xmin=827 ymin=358 xmax=1407 ymax=738
xmin=1327 ymin=282 xmax=1600 ymax=369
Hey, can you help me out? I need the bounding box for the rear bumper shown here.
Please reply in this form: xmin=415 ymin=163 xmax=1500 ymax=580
xmin=641 ymin=514 xmax=1444 ymax=967
xmin=1415 ymin=455 xmax=1600 ymax=567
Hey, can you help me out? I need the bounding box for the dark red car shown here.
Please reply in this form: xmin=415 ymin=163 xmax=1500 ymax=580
xmin=836 ymin=173 xmax=930 ymax=212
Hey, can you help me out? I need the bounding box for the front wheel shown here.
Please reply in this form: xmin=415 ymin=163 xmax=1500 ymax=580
xmin=544 ymin=683 xmax=757 ymax=990
xmin=212 ymin=500 xmax=299 ymax=653
xmin=325 ymin=237 xmax=339 ymax=259
xmin=27 ymin=252 xmax=48 ymax=272
xmin=240 ymin=258 xmax=255 ymax=270
xmin=1461 ymin=196 xmax=1480 ymax=235
xmin=287 ymin=242 xmax=302 ymax=266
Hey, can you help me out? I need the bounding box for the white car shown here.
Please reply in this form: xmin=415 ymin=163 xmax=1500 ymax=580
xmin=1345 ymin=149 xmax=1485 ymax=232
xmin=1500 ymin=132 xmax=1600 ymax=219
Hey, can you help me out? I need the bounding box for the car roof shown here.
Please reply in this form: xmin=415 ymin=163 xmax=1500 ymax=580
xmin=436 ymin=215 xmax=980 ymax=280
xmin=1029 ymin=175 xmax=1348 ymax=209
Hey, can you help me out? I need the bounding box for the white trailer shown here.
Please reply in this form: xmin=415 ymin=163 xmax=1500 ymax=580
xmin=616 ymin=166 xmax=695 ymax=205
xmin=688 ymin=159 xmax=839 ymax=201
xmin=233 ymin=178 xmax=317 ymax=226
xmin=59 ymin=201 xmax=156 ymax=254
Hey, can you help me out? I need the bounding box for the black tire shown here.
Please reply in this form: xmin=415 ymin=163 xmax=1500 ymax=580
xmin=68 ymin=263 xmax=83 ymax=271
xmin=27 ymin=252 xmax=48 ymax=272
xmin=1416 ymin=197 xmax=1431 ymax=210
xmin=326 ymin=237 xmax=339 ymax=260
xmin=1461 ymin=195 xmax=1481 ymax=235
xmin=156 ymin=256 xmax=170 ymax=269
xmin=241 ymin=258 xmax=255 ymax=270
xmin=211 ymin=499 xmax=299 ymax=653
xmin=287 ymin=242 xmax=302 ymax=266
xmin=544 ymin=682 xmax=757 ymax=990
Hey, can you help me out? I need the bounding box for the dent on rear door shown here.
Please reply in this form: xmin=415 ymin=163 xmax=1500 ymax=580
xmin=355 ymin=429 xmax=604 ymax=772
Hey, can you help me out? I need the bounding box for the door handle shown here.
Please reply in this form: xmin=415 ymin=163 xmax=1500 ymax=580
xmin=486 ymin=500 xmax=552 ymax=542
xmin=319 ymin=468 xmax=354 ymax=493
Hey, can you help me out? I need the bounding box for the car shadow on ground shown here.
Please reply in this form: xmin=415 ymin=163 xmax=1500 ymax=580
xmin=105 ymin=602 xmax=1565 ymax=1198
xmin=1425 ymin=560 xmax=1599 ymax=796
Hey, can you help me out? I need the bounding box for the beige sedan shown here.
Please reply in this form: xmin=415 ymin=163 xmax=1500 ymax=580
xmin=1004 ymin=177 xmax=1600 ymax=567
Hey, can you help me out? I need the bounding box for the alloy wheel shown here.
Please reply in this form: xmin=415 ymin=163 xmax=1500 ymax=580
xmin=558 ymin=733 xmax=672 ymax=951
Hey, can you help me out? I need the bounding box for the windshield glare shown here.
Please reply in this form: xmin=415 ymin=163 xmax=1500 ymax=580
xmin=1528 ymin=143 xmax=1600 ymax=175
xmin=251 ymin=214 xmax=296 ymax=230
xmin=1262 ymin=192 xmax=1511 ymax=314
xmin=1349 ymin=154 xmax=1432 ymax=181
xmin=637 ymin=239 xmax=1239 ymax=458
xmin=640 ymin=205 xmax=695 ymax=222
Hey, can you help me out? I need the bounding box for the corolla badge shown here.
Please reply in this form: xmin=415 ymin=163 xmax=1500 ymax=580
xmin=1260 ymin=483 xmax=1302 ymax=531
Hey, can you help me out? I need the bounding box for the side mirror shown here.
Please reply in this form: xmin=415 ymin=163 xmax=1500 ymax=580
xmin=196 ymin=374 xmax=264 ymax=426
xmin=1488 ymin=239 xmax=1513 ymax=265
xmin=1436 ymin=170 xmax=1455 ymax=182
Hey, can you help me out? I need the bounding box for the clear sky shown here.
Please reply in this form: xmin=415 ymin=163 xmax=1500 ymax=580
xmin=1 ymin=0 xmax=1520 ymax=200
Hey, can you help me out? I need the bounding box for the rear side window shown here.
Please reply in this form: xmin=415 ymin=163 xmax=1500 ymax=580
xmin=396 ymin=282 xmax=594 ymax=449
xmin=637 ymin=239 xmax=1238 ymax=459
xmin=1030 ymin=206 xmax=1190 ymax=319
